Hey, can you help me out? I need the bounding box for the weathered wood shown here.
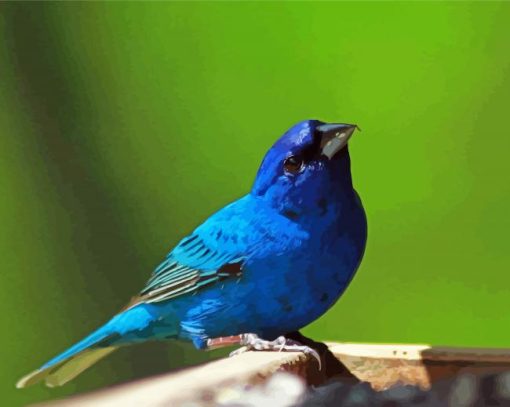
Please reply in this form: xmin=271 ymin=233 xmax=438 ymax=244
xmin=329 ymin=343 xmax=510 ymax=391
xmin=35 ymin=351 xmax=313 ymax=407
xmin=34 ymin=343 xmax=510 ymax=406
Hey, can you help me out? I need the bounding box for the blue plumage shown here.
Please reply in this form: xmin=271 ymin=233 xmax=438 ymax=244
xmin=17 ymin=119 xmax=367 ymax=388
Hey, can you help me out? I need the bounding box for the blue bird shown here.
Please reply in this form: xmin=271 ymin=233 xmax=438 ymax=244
xmin=17 ymin=120 xmax=367 ymax=388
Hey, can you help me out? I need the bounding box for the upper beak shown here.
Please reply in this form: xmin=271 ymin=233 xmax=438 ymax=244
xmin=317 ymin=123 xmax=358 ymax=159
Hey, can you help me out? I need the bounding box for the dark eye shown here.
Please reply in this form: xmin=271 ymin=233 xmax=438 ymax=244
xmin=283 ymin=155 xmax=304 ymax=174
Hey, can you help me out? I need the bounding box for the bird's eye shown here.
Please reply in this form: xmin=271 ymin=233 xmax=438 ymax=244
xmin=283 ymin=155 xmax=304 ymax=174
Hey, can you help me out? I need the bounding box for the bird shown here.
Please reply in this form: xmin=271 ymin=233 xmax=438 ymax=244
xmin=17 ymin=119 xmax=367 ymax=388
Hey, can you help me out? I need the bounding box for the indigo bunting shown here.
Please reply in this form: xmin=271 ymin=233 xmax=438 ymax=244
xmin=17 ymin=120 xmax=367 ymax=388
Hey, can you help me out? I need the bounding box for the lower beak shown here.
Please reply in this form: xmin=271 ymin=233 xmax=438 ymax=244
xmin=317 ymin=123 xmax=357 ymax=159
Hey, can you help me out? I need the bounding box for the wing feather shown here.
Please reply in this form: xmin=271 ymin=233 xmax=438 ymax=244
xmin=131 ymin=195 xmax=309 ymax=307
xmin=136 ymin=232 xmax=243 ymax=305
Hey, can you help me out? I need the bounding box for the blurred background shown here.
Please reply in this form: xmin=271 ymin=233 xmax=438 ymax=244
xmin=1 ymin=2 xmax=510 ymax=406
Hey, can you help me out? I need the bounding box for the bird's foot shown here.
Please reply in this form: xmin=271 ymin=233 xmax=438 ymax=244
xmin=208 ymin=333 xmax=321 ymax=370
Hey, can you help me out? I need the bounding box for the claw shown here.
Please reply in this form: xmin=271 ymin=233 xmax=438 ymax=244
xmin=283 ymin=342 xmax=322 ymax=370
xmin=229 ymin=346 xmax=248 ymax=357
xmin=228 ymin=333 xmax=322 ymax=370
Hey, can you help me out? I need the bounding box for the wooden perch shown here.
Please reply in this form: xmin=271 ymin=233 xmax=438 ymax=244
xmin=35 ymin=343 xmax=510 ymax=406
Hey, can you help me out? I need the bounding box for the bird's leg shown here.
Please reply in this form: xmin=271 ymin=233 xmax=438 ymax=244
xmin=206 ymin=333 xmax=321 ymax=369
xmin=205 ymin=334 xmax=244 ymax=350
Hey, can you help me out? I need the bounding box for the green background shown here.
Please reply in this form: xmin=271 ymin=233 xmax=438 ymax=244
xmin=1 ymin=2 xmax=509 ymax=405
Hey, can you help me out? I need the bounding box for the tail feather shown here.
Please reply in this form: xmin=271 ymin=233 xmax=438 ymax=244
xmin=16 ymin=347 xmax=117 ymax=388
xmin=17 ymin=304 xmax=164 ymax=388
xmin=17 ymin=323 xmax=117 ymax=389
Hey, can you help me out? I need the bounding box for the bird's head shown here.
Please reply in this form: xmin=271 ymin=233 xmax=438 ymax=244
xmin=252 ymin=120 xmax=358 ymax=219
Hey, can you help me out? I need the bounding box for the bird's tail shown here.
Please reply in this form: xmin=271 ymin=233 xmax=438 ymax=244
xmin=16 ymin=303 xmax=162 ymax=388
xmin=16 ymin=324 xmax=118 ymax=388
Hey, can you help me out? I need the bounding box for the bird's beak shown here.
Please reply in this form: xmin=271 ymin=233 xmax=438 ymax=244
xmin=317 ymin=123 xmax=358 ymax=159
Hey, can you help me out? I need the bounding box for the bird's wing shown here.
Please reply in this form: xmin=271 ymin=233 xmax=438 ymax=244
xmin=137 ymin=231 xmax=246 ymax=304
xmin=130 ymin=196 xmax=309 ymax=306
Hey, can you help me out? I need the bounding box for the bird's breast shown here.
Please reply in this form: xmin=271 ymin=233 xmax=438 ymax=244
xmin=177 ymin=198 xmax=367 ymax=342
